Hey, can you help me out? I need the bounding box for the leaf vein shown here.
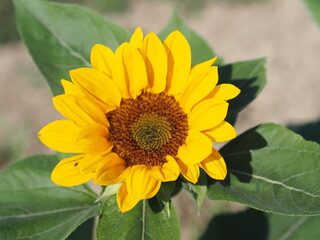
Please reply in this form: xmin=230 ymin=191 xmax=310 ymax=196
xmin=15 ymin=209 xmax=87 ymax=239
xmin=230 ymin=170 xmax=320 ymax=198
xmin=0 ymin=205 xmax=93 ymax=220
xmin=282 ymin=168 xmax=320 ymax=183
xmin=142 ymin=199 xmax=146 ymax=240
xmin=278 ymin=216 xmax=309 ymax=240
xmin=1 ymin=185 xmax=97 ymax=199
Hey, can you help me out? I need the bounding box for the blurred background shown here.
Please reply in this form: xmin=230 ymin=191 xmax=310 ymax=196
xmin=0 ymin=0 xmax=319 ymax=239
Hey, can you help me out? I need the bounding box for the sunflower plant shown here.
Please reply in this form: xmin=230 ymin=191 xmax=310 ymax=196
xmin=1 ymin=0 xmax=319 ymax=239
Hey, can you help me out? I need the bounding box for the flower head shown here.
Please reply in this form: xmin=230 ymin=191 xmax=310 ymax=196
xmin=38 ymin=28 xmax=240 ymax=212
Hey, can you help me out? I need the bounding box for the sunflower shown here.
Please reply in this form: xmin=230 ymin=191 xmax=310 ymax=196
xmin=38 ymin=28 xmax=240 ymax=212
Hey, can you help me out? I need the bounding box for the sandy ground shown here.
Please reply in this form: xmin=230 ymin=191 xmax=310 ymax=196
xmin=0 ymin=0 xmax=319 ymax=239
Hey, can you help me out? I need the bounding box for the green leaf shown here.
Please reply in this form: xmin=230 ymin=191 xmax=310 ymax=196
xmin=288 ymin=119 xmax=320 ymax=144
xmin=200 ymin=208 xmax=320 ymax=240
xmin=199 ymin=208 xmax=268 ymax=240
xmin=207 ymin=123 xmax=320 ymax=216
xmin=303 ymin=0 xmax=320 ymax=27
xmin=157 ymin=181 xmax=177 ymax=202
xmin=268 ymin=213 xmax=320 ymax=240
xmin=13 ymin=0 xmax=130 ymax=96
xmin=182 ymin=171 xmax=207 ymax=212
xmin=0 ymin=155 xmax=100 ymax=240
xmin=96 ymin=196 xmax=181 ymax=240
xmin=159 ymin=11 xmax=223 ymax=65
xmin=67 ymin=218 xmax=95 ymax=240
xmin=218 ymin=58 xmax=266 ymax=123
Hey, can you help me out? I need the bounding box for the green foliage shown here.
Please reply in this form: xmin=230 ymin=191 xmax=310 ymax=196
xmin=159 ymin=11 xmax=223 ymax=65
xmin=304 ymin=0 xmax=320 ymax=27
xmin=157 ymin=181 xmax=177 ymax=202
xmin=9 ymin=0 xmax=320 ymax=239
xmin=0 ymin=155 xmax=100 ymax=240
xmin=200 ymin=208 xmax=268 ymax=240
xmin=219 ymin=58 xmax=267 ymax=123
xmin=67 ymin=218 xmax=95 ymax=240
xmin=200 ymin=208 xmax=320 ymax=240
xmin=267 ymin=213 xmax=320 ymax=240
xmin=289 ymin=120 xmax=320 ymax=144
xmin=96 ymin=196 xmax=181 ymax=240
xmin=13 ymin=0 xmax=130 ymax=96
xmin=91 ymin=0 xmax=129 ymax=13
xmin=207 ymin=123 xmax=320 ymax=215
xmin=215 ymin=0 xmax=268 ymax=3
xmin=182 ymin=171 xmax=208 ymax=211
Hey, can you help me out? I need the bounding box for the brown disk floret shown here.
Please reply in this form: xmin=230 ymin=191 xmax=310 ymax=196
xmin=107 ymin=91 xmax=189 ymax=167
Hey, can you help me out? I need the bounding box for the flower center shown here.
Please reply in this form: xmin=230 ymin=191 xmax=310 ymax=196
xmin=107 ymin=91 xmax=188 ymax=167
xmin=131 ymin=113 xmax=172 ymax=151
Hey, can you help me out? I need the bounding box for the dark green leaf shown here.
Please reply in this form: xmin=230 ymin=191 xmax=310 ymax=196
xmin=218 ymin=58 xmax=266 ymax=123
xmin=159 ymin=11 xmax=223 ymax=65
xmin=207 ymin=123 xmax=320 ymax=216
xmin=0 ymin=155 xmax=100 ymax=240
xmin=200 ymin=208 xmax=268 ymax=240
xmin=182 ymin=171 xmax=207 ymax=211
xmin=303 ymin=0 xmax=320 ymax=27
xmin=200 ymin=207 xmax=320 ymax=240
xmin=97 ymin=196 xmax=181 ymax=240
xmin=268 ymin=213 xmax=320 ymax=240
xmin=13 ymin=0 xmax=130 ymax=96
xmin=157 ymin=182 xmax=177 ymax=202
xmin=67 ymin=218 xmax=95 ymax=240
xmin=288 ymin=119 xmax=320 ymax=144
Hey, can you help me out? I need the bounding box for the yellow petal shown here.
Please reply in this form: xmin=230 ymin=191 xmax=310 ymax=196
xmin=206 ymin=83 xmax=241 ymax=101
xmin=129 ymin=27 xmax=143 ymax=50
xmin=51 ymin=154 xmax=94 ymax=186
xmin=176 ymin=159 xmax=200 ymax=184
xmin=117 ymin=182 xmax=140 ymax=213
xmin=150 ymin=155 xmax=179 ymax=182
xmin=190 ymin=57 xmax=217 ymax=77
xmin=123 ymin=44 xmax=148 ymax=98
xmin=113 ymin=43 xmax=148 ymax=98
xmin=177 ymin=130 xmax=212 ymax=164
xmin=180 ymin=66 xmax=218 ymax=113
xmin=203 ymin=121 xmax=236 ymax=142
xmin=77 ymin=154 xmax=103 ymax=174
xmin=61 ymin=79 xmax=81 ymax=95
xmin=76 ymin=124 xmax=113 ymax=155
xmin=53 ymin=95 xmax=108 ymax=127
xmin=70 ymin=67 xmax=121 ymax=112
xmin=142 ymin=32 xmax=167 ymax=93
xmin=188 ymin=99 xmax=229 ymax=131
xmin=38 ymin=120 xmax=82 ymax=153
xmin=95 ymin=152 xmax=130 ymax=185
xmin=200 ymin=149 xmax=227 ymax=180
xmin=126 ymin=165 xmax=161 ymax=200
xmin=90 ymin=44 xmax=114 ymax=77
xmin=113 ymin=43 xmax=131 ymax=98
xmin=164 ymin=31 xmax=191 ymax=96
xmin=182 ymin=57 xmax=217 ymax=94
